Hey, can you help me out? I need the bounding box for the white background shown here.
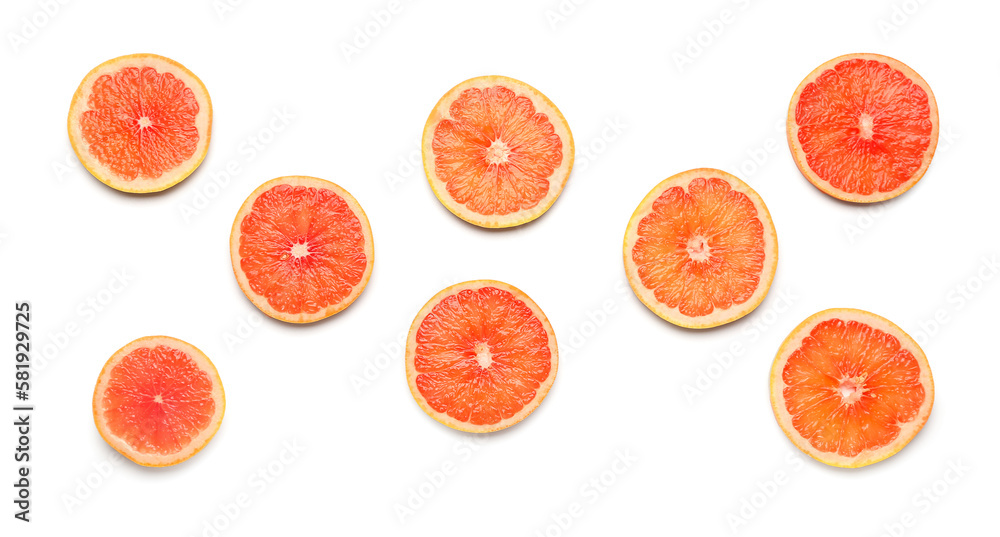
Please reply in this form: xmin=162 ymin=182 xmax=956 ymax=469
xmin=2 ymin=0 xmax=998 ymax=535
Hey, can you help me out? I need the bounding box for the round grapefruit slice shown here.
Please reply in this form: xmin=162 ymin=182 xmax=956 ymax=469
xmin=68 ymin=53 xmax=212 ymax=193
xmin=787 ymin=53 xmax=939 ymax=202
xmin=421 ymin=76 xmax=574 ymax=228
xmin=405 ymin=280 xmax=558 ymax=432
xmin=230 ymin=176 xmax=374 ymax=323
xmin=93 ymin=336 xmax=224 ymax=467
xmin=770 ymin=309 xmax=933 ymax=468
xmin=623 ymin=168 xmax=778 ymax=328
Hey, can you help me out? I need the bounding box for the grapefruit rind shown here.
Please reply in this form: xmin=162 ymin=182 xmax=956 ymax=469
xmin=623 ymin=168 xmax=779 ymax=329
xmin=93 ymin=336 xmax=225 ymax=467
xmin=769 ymin=308 xmax=934 ymax=468
xmin=405 ymin=280 xmax=559 ymax=433
xmin=421 ymin=75 xmax=575 ymax=228
xmin=786 ymin=53 xmax=939 ymax=203
xmin=229 ymin=176 xmax=375 ymax=324
xmin=68 ymin=53 xmax=213 ymax=194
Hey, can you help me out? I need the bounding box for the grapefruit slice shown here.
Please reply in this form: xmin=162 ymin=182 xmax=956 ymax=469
xmin=421 ymin=76 xmax=574 ymax=228
xmin=787 ymin=53 xmax=939 ymax=202
xmin=405 ymin=280 xmax=558 ymax=432
xmin=68 ymin=53 xmax=212 ymax=193
xmin=770 ymin=309 xmax=933 ymax=468
xmin=623 ymin=168 xmax=778 ymax=328
xmin=230 ymin=176 xmax=374 ymax=323
xmin=93 ymin=336 xmax=225 ymax=467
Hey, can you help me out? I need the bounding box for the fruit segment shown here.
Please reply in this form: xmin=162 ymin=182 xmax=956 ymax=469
xmin=406 ymin=281 xmax=558 ymax=432
xmin=770 ymin=309 xmax=933 ymax=468
xmin=788 ymin=53 xmax=938 ymax=202
xmin=422 ymin=76 xmax=574 ymax=228
xmin=68 ymin=53 xmax=212 ymax=193
xmin=230 ymin=176 xmax=374 ymax=324
xmin=93 ymin=336 xmax=225 ymax=467
xmin=624 ymin=168 xmax=778 ymax=328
